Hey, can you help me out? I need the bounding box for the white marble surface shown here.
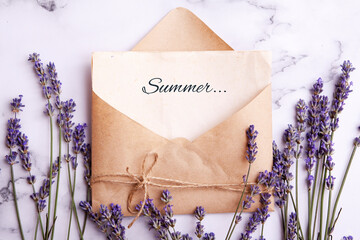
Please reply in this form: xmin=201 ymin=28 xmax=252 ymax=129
xmin=1 ymin=0 xmax=360 ymax=239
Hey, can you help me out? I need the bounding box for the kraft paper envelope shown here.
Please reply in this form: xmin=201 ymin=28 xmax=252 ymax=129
xmin=91 ymin=8 xmax=273 ymax=216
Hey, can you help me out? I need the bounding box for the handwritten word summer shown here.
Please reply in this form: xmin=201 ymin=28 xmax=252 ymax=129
xmin=142 ymin=78 xmax=226 ymax=94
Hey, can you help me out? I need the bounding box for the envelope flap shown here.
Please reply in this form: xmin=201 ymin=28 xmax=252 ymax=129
xmin=132 ymin=7 xmax=232 ymax=51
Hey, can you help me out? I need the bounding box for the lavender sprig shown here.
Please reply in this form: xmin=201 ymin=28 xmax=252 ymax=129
xmin=79 ymin=202 xmax=126 ymax=239
xmin=28 ymin=53 xmax=57 ymax=238
xmin=287 ymin=212 xmax=297 ymax=240
xmin=225 ymin=125 xmax=258 ymax=240
xmin=80 ymin=142 xmax=92 ymax=234
xmin=67 ymin=122 xmax=87 ymax=240
xmin=45 ymin=61 xmax=65 ymax=240
xmin=5 ymin=95 xmax=25 ymax=240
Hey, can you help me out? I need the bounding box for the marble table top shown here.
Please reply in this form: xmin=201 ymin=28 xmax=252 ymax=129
xmin=1 ymin=0 xmax=360 ymax=239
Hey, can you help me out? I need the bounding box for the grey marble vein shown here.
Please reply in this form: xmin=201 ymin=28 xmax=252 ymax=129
xmin=272 ymin=54 xmax=308 ymax=77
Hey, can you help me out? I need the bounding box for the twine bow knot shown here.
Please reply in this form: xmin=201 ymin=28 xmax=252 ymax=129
xmin=126 ymin=152 xmax=158 ymax=228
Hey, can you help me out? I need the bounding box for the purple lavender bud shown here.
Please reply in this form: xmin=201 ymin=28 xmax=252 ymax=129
xmin=246 ymin=125 xmax=258 ymax=164
xmin=30 ymin=193 xmax=40 ymax=202
xmin=55 ymin=96 xmax=62 ymax=109
xmin=235 ymin=214 xmax=242 ymax=224
xmin=79 ymin=201 xmax=92 ymax=212
xmin=27 ymin=175 xmax=36 ymax=184
xmin=181 ymin=234 xmax=193 ymax=240
xmin=37 ymin=199 xmax=46 ymax=212
xmin=19 ymin=152 xmax=31 ymax=171
xmin=330 ymin=61 xmax=355 ymax=118
xmin=5 ymin=152 xmax=18 ymax=165
xmin=164 ymin=204 xmax=174 ymax=219
xmin=245 ymin=211 xmax=261 ymax=235
xmin=194 ymin=206 xmax=205 ymax=221
xmin=157 ymin=229 xmax=169 ymax=240
xmin=242 ymin=195 xmax=255 ymax=210
xmin=257 ymin=206 xmax=270 ymax=224
xmin=39 ymin=179 xmax=51 ymax=199
xmin=325 ymin=156 xmax=335 ymax=171
xmin=260 ymin=193 xmax=272 ymax=206
xmin=342 ymin=236 xmax=353 ymax=240
xmin=72 ymin=123 xmax=87 ymax=154
xmin=11 ymin=95 xmax=25 ymax=113
xmin=100 ymin=204 xmax=112 ymax=221
xmin=239 ymin=233 xmax=251 ymax=240
xmin=148 ymin=217 xmax=162 ymax=231
xmin=111 ymin=225 xmax=125 ymax=239
xmin=313 ymin=78 xmax=324 ymax=95
xmin=64 ymin=153 xmax=75 ymax=163
xmin=63 ymin=99 xmax=76 ymax=113
xmin=34 ymin=61 xmax=46 ymax=79
xmin=44 ymin=103 xmax=54 ymax=116
xmin=307 ymin=175 xmax=314 ymax=189
xmin=57 ymin=113 xmax=65 ymax=127
xmin=325 ymin=176 xmax=336 ymax=190
xmin=63 ymin=128 xmax=73 ymax=143
xmin=17 ymin=133 xmax=29 ymax=153
xmin=354 ymin=137 xmax=360 ymax=147
xmin=170 ymin=231 xmax=182 ymax=240
xmin=161 ymin=190 xmax=173 ymax=204
xmin=81 ymin=143 xmax=91 ymax=186
xmin=195 ymin=221 xmax=204 ymax=238
xmin=202 ymin=232 xmax=215 ymax=240
xmin=250 ymin=185 xmax=260 ymax=196
xmin=110 ymin=203 xmax=123 ymax=223
xmin=47 ymin=62 xmax=62 ymax=96
xmin=71 ymin=156 xmax=78 ymax=170
xmin=28 ymin=53 xmax=40 ymax=62
xmin=296 ymin=99 xmax=307 ymax=134
xmin=42 ymin=86 xmax=52 ymax=99
xmin=257 ymin=171 xmax=268 ymax=185
xmin=6 ymin=118 xmax=21 ymax=149
xmin=287 ymin=212 xmax=297 ymax=240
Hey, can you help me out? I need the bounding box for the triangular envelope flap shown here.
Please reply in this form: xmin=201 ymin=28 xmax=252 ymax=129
xmin=132 ymin=7 xmax=232 ymax=51
xmin=92 ymin=51 xmax=271 ymax=141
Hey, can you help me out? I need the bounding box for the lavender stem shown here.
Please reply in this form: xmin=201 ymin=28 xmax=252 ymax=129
xmin=10 ymin=163 xmax=25 ymax=240
xmin=225 ymin=163 xmax=252 ymax=240
xmin=311 ymin=157 xmax=326 ymax=240
xmin=288 ymin=188 xmax=304 ymax=239
xmin=51 ymin=113 xmax=62 ymax=240
xmin=329 ymin=146 xmax=357 ymax=237
xmin=66 ymin=160 xmax=74 ymax=240
xmin=45 ymin=107 xmax=54 ymax=238
xmin=325 ymin=171 xmax=332 ymax=240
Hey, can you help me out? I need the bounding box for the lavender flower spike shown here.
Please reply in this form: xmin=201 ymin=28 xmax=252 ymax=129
xmin=330 ymin=60 xmax=355 ymax=122
xmin=11 ymin=95 xmax=25 ymax=113
xmin=287 ymin=212 xmax=297 ymax=240
xmin=296 ymin=99 xmax=307 ymax=134
xmin=73 ymin=123 xmax=87 ymax=154
xmin=246 ymin=125 xmax=258 ymax=163
xmin=47 ymin=62 xmax=62 ymax=96
xmin=194 ymin=206 xmax=205 ymax=221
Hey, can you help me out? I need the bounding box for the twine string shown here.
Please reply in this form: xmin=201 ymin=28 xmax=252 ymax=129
xmin=91 ymin=152 xmax=268 ymax=228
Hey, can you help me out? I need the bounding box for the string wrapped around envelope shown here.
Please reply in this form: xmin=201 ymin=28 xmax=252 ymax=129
xmin=91 ymin=152 xmax=271 ymax=228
